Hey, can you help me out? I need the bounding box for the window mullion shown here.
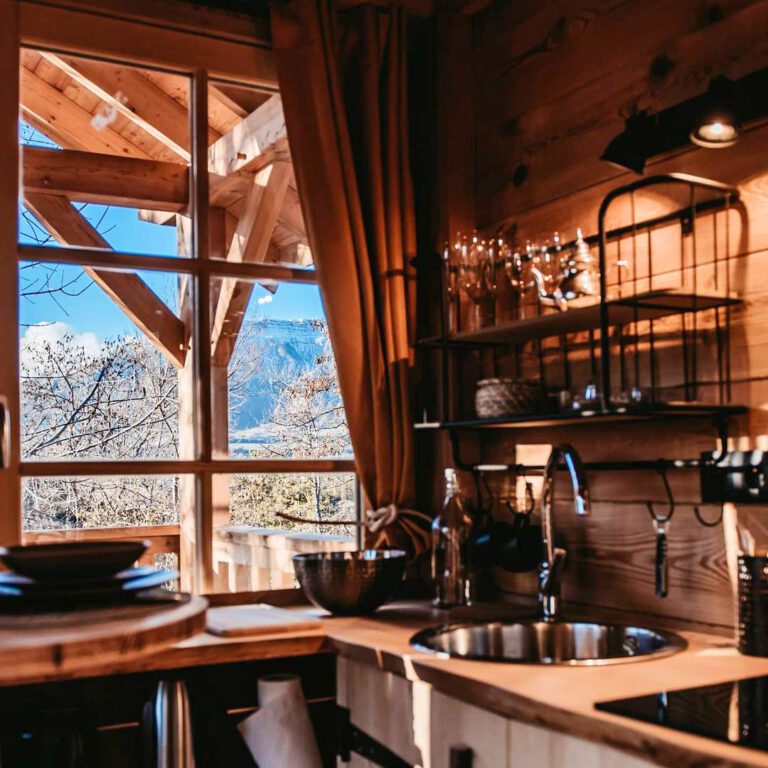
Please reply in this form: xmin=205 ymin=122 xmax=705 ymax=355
xmin=189 ymin=67 xmax=215 ymax=593
xmin=17 ymin=244 xmax=320 ymax=283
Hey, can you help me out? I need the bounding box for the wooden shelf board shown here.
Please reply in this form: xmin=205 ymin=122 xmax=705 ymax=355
xmin=414 ymin=403 xmax=747 ymax=431
xmin=416 ymin=290 xmax=740 ymax=348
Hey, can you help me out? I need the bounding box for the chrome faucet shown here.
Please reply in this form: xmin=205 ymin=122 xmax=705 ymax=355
xmin=538 ymin=444 xmax=591 ymax=621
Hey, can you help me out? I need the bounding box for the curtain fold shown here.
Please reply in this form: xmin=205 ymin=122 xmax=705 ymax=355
xmin=269 ymin=0 xmax=430 ymax=557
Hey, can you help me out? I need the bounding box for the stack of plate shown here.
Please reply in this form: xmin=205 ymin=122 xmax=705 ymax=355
xmin=0 ymin=541 xmax=178 ymax=606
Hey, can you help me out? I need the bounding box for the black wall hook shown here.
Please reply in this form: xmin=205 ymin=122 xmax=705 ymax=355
xmin=647 ymin=468 xmax=675 ymax=598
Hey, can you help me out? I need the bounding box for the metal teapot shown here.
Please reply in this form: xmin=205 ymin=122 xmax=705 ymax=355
xmin=529 ymin=229 xmax=599 ymax=312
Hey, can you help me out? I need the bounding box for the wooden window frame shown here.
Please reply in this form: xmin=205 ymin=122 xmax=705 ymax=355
xmin=2 ymin=0 xmax=357 ymax=592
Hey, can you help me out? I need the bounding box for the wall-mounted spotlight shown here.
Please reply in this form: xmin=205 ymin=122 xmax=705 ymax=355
xmin=600 ymin=112 xmax=655 ymax=174
xmin=600 ymin=68 xmax=768 ymax=173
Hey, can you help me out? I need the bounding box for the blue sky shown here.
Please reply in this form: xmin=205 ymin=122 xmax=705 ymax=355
xmin=19 ymin=124 xmax=324 ymax=339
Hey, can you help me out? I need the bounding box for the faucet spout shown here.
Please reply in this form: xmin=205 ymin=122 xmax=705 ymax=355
xmin=539 ymin=444 xmax=591 ymax=620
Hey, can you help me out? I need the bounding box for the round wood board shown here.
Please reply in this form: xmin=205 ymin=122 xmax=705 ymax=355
xmin=0 ymin=594 xmax=207 ymax=685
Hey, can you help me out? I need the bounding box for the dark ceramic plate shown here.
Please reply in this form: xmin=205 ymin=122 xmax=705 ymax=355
xmin=0 ymin=565 xmax=157 ymax=591
xmin=0 ymin=541 xmax=149 ymax=579
xmin=0 ymin=568 xmax=177 ymax=600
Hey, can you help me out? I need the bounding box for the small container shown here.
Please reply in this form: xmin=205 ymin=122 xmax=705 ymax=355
xmin=737 ymin=555 xmax=768 ymax=656
xmin=475 ymin=378 xmax=543 ymax=419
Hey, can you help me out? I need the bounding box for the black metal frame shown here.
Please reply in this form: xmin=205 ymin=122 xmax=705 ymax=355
xmin=595 ymin=173 xmax=740 ymax=408
xmin=415 ymin=174 xmax=746 ymax=478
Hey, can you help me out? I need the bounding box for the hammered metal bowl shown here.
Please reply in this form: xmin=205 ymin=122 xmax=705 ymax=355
xmin=293 ymin=549 xmax=407 ymax=616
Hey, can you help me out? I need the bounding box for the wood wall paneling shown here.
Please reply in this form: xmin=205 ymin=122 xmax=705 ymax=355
xmin=473 ymin=0 xmax=768 ymax=228
xmin=460 ymin=0 xmax=768 ymax=632
xmin=19 ymin=0 xmax=272 ymax=47
xmin=18 ymin=2 xmax=277 ymax=88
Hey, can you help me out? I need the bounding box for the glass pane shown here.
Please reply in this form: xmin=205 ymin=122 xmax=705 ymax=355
xmin=22 ymin=474 xmax=183 ymax=582
xmin=20 ymin=261 xmax=191 ymax=461
xmin=209 ymin=279 xmax=352 ymax=459
xmin=19 ymin=48 xmax=190 ymax=257
xmin=213 ymin=472 xmax=357 ymax=592
xmin=206 ymin=79 xmax=313 ymax=269
xmin=23 ymin=475 xmax=181 ymax=531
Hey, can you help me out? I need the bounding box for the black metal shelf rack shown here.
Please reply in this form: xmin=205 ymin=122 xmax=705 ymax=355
xmin=416 ymin=173 xmax=745 ymax=440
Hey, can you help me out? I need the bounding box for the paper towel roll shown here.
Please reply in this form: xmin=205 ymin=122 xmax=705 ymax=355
xmin=238 ymin=674 xmax=322 ymax=768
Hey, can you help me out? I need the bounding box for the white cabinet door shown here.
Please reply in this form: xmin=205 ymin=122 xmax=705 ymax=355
xmin=337 ymin=656 xmax=428 ymax=766
xmin=337 ymin=658 xmax=656 ymax=768
xmin=429 ymin=689 xmax=509 ymax=768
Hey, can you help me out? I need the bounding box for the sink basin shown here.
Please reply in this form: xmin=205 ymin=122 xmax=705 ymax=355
xmin=410 ymin=620 xmax=687 ymax=666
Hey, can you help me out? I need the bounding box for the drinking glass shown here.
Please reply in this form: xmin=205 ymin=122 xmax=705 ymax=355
xmin=442 ymin=237 xmax=461 ymax=334
xmin=459 ymin=233 xmax=497 ymax=329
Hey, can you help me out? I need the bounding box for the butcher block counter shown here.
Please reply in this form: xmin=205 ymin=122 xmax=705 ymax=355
xmin=2 ymin=600 xmax=767 ymax=768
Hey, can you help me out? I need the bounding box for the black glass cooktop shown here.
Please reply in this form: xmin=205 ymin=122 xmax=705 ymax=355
xmin=596 ymin=675 xmax=768 ymax=753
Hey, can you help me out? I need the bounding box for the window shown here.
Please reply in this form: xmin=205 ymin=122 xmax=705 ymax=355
xmin=4 ymin=9 xmax=357 ymax=593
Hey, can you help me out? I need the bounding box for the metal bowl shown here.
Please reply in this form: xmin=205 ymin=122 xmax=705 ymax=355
xmin=293 ymin=549 xmax=407 ymax=616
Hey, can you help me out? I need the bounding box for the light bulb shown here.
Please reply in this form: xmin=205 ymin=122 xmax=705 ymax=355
xmin=690 ymin=119 xmax=739 ymax=148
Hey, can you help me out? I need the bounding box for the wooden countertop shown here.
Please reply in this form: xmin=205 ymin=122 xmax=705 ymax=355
xmin=2 ymin=600 xmax=768 ymax=767
xmin=326 ymin=603 xmax=768 ymax=768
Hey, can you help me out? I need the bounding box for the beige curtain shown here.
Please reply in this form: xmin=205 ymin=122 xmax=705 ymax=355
xmin=269 ymin=0 xmax=431 ymax=557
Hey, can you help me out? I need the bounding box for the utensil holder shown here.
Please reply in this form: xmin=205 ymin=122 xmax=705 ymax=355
xmin=737 ymin=555 xmax=768 ymax=656
xmin=146 ymin=680 xmax=196 ymax=768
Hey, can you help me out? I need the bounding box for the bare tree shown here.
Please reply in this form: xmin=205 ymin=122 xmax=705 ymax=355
xmin=22 ymin=333 xmax=178 ymax=460
xmin=21 ymin=329 xmax=180 ymax=530
xmin=20 ymin=270 xmax=353 ymax=537
xmin=229 ymin=320 xmax=355 ymax=534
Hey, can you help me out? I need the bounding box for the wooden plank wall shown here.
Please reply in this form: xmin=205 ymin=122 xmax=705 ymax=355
xmin=459 ymin=0 xmax=768 ymax=633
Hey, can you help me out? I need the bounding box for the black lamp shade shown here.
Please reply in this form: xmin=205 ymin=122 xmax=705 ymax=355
xmin=600 ymin=112 xmax=655 ymax=174
xmin=599 ymin=71 xmax=767 ymax=173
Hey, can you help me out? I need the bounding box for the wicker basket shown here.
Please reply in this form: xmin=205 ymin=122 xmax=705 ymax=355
xmin=475 ymin=378 xmax=543 ymax=418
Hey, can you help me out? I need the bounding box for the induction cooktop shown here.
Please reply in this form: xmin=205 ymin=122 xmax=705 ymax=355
xmin=596 ymin=675 xmax=768 ymax=753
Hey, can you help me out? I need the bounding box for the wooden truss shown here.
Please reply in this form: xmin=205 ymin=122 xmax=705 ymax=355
xmin=18 ymin=46 xmax=315 ymax=589
xmin=20 ymin=49 xmax=312 ymax=368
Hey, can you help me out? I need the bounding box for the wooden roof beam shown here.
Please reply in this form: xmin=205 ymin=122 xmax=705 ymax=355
xmin=210 ymin=161 xmax=291 ymax=366
xmin=23 ymin=146 xmax=188 ymax=212
xmin=138 ymin=98 xmax=288 ymax=225
xmin=209 ymin=84 xmax=248 ymax=119
xmin=272 ymin=242 xmax=313 ymax=268
xmin=24 ymin=192 xmax=187 ymax=368
xmin=21 ymin=67 xmax=153 ymax=159
xmin=38 ymin=52 xmax=191 ymax=163
xmin=208 ymin=94 xmax=286 ymax=177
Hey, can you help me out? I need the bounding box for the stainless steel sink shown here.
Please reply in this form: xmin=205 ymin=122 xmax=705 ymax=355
xmin=410 ymin=620 xmax=687 ymax=666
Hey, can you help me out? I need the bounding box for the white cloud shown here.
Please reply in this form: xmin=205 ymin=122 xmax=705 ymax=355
xmin=22 ymin=322 xmax=102 ymax=357
xmin=257 ymin=295 xmax=273 ymax=305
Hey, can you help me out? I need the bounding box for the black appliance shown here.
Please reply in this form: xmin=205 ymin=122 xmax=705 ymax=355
xmin=596 ymin=675 xmax=768 ymax=753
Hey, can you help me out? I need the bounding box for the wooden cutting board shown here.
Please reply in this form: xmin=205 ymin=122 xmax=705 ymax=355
xmin=0 ymin=594 xmax=208 ymax=685
xmin=206 ymin=604 xmax=323 ymax=638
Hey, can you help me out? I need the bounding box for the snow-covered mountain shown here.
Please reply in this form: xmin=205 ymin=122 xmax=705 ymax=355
xmin=229 ymin=318 xmax=333 ymax=454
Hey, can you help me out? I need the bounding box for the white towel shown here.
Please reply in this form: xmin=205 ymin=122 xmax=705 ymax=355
xmin=238 ymin=674 xmax=322 ymax=768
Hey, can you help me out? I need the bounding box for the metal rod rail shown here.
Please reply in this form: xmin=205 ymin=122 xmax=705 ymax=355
xmin=471 ymin=458 xmax=706 ymax=476
xmin=450 ymin=415 xmax=731 ymax=475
